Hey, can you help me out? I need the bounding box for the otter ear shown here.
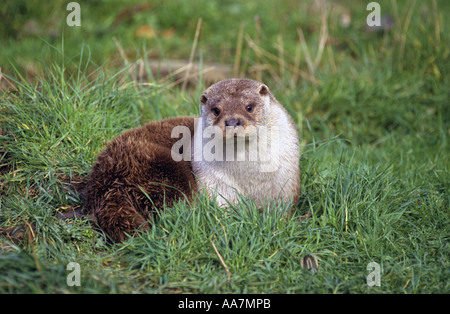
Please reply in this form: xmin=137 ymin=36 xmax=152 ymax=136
xmin=259 ymin=84 xmax=269 ymax=96
xmin=200 ymin=94 xmax=208 ymax=105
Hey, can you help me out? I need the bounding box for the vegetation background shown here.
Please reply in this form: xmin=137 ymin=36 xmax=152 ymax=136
xmin=0 ymin=0 xmax=448 ymax=293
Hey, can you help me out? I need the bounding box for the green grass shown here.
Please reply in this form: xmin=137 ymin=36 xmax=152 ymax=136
xmin=0 ymin=0 xmax=449 ymax=293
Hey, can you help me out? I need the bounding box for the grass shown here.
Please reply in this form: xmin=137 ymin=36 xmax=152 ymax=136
xmin=0 ymin=0 xmax=449 ymax=293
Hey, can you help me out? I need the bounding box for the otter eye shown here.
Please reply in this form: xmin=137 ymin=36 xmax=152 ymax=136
xmin=246 ymin=104 xmax=254 ymax=112
xmin=212 ymin=107 xmax=221 ymax=116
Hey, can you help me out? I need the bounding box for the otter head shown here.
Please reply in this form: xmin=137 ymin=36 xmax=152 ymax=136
xmin=200 ymin=79 xmax=272 ymax=138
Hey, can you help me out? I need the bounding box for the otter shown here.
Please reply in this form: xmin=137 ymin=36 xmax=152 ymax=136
xmin=191 ymin=79 xmax=300 ymax=209
xmin=82 ymin=79 xmax=300 ymax=243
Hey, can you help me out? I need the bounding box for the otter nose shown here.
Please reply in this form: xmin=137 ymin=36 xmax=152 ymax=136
xmin=225 ymin=118 xmax=243 ymax=127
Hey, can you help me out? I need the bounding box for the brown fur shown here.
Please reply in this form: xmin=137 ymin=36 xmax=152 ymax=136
xmin=82 ymin=116 xmax=196 ymax=242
